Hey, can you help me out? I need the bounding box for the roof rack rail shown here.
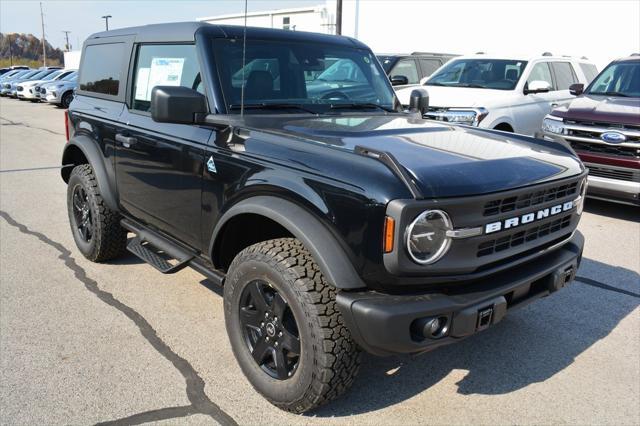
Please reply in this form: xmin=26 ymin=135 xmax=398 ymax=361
xmin=581 ymin=56 xmax=589 ymax=60
xmin=475 ymin=51 xmax=485 ymax=54
xmin=411 ymin=51 xmax=454 ymax=56
xmin=542 ymin=52 xmax=553 ymax=56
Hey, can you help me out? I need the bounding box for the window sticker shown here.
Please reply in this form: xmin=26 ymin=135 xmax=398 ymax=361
xmin=144 ymin=57 xmax=185 ymax=100
xmin=134 ymin=67 xmax=150 ymax=100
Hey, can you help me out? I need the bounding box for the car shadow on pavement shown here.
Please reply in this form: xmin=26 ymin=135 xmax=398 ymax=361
xmin=584 ymin=198 xmax=638 ymax=222
xmin=312 ymin=257 xmax=639 ymax=417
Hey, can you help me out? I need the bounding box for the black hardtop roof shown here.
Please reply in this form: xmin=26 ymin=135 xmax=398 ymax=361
xmin=87 ymin=21 xmax=368 ymax=49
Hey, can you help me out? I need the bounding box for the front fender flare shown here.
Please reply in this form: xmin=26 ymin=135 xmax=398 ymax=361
xmin=61 ymin=135 xmax=118 ymax=212
xmin=210 ymin=196 xmax=366 ymax=290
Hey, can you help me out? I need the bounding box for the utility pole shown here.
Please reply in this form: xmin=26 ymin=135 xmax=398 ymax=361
xmin=8 ymin=33 xmax=13 ymax=66
xmin=40 ymin=2 xmax=47 ymax=67
xmin=62 ymin=31 xmax=71 ymax=51
xmin=336 ymin=0 xmax=343 ymax=35
xmin=102 ymin=15 xmax=112 ymax=31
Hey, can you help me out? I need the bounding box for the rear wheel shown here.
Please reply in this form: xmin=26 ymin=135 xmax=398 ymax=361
xmin=67 ymin=164 xmax=127 ymax=262
xmin=61 ymin=91 xmax=74 ymax=108
xmin=224 ymin=238 xmax=361 ymax=413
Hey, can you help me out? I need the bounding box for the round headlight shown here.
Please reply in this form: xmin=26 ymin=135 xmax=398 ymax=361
xmin=406 ymin=210 xmax=452 ymax=265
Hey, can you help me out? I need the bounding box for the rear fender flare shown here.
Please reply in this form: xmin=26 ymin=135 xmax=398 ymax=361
xmin=61 ymin=135 xmax=118 ymax=211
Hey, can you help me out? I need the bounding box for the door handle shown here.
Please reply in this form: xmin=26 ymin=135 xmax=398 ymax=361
xmin=115 ymin=134 xmax=137 ymax=148
xmin=550 ymin=102 xmax=559 ymax=108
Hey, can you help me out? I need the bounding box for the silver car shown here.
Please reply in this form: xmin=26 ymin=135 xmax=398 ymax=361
xmin=34 ymin=70 xmax=77 ymax=101
xmin=0 ymin=69 xmax=34 ymax=96
xmin=9 ymin=67 xmax=60 ymax=98
xmin=43 ymin=72 xmax=78 ymax=108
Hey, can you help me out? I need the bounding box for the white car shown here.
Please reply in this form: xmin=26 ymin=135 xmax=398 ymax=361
xmin=17 ymin=69 xmax=75 ymax=101
xmin=395 ymin=53 xmax=599 ymax=136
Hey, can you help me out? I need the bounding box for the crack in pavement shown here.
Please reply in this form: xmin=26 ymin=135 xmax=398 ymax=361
xmin=0 ymin=211 xmax=237 ymax=426
xmin=0 ymin=115 xmax=65 ymax=136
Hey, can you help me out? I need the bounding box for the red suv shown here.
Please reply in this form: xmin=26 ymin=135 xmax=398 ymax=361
xmin=541 ymin=55 xmax=639 ymax=206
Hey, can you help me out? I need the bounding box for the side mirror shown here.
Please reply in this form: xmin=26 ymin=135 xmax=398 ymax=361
xmin=151 ymin=86 xmax=208 ymax=124
xmin=390 ymin=75 xmax=409 ymax=86
xmin=569 ymin=83 xmax=584 ymax=96
xmin=409 ymin=88 xmax=429 ymax=115
xmin=525 ymin=80 xmax=552 ymax=95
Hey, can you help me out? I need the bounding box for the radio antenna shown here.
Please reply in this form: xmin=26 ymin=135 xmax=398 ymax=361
xmin=240 ymin=0 xmax=248 ymax=118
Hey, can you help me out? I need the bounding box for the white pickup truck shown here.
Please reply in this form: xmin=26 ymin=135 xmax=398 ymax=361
xmin=395 ymin=53 xmax=598 ymax=136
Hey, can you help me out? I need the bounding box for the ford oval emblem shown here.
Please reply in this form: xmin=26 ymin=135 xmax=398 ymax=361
xmin=601 ymin=131 xmax=626 ymax=144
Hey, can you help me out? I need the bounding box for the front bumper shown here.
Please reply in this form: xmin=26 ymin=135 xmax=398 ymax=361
xmin=19 ymin=87 xmax=38 ymax=99
xmin=586 ymin=175 xmax=640 ymax=206
xmin=46 ymin=90 xmax=63 ymax=103
xmin=337 ymin=231 xmax=584 ymax=356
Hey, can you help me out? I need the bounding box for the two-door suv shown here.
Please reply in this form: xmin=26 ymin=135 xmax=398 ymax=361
xmin=62 ymin=23 xmax=586 ymax=413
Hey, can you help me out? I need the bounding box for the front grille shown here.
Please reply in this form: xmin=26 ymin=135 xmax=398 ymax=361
xmin=483 ymin=180 xmax=579 ymax=216
xmin=570 ymin=141 xmax=640 ymax=159
xmin=477 ymin=214 xmax=573 ymax=257
xmin=588 ymin=165 xmax=640 ymax=182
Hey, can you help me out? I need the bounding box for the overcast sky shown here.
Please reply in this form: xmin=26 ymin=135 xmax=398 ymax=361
xmin=0 ymin=0 xmax=319 ymax=50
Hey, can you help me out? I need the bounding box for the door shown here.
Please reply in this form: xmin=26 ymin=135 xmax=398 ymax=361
xmin=549 ymin=61 xmax=580 ymax=107
xmin=520 ymin=61 xmax=558 ymax=135
xmin=115 ymin=43 xmax=213 ymax=249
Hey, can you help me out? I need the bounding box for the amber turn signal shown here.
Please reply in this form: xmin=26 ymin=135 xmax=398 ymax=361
xmin=384 ymin=216 xmax=395 ymax=253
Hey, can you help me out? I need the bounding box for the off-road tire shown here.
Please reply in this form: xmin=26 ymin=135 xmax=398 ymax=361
xmin=224 ymin=238 xmax=361 ymax=413
xmin=67 ymin=164 xmax=127 ymax=262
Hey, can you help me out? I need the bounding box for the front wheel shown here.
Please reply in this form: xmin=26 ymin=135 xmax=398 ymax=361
xmin=224 ymin=238 xmax=361 ymax=413
xmin=61 ymin=91 xmax=74 ymax=108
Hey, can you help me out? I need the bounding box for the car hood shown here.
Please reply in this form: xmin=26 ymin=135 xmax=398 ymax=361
xmin=551 ymin=94 xmax=640 ymax=126
xmin=395 ymin=85 xmax=515 ymax=108
xmin=241 ymin=114 xmax=583 ymax=198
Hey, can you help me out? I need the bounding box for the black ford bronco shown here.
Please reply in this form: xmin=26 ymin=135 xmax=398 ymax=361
xmin=62 ymin=22 xmax=586 ymax=413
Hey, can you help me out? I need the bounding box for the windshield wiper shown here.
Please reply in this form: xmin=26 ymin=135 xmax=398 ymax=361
xmin=329 ymin=103 xmax=396 ymax=113
xmin=589 ymin=91 xmax=631 ymax=97
xmin=229 ymin=103 xmax=317 ymax=114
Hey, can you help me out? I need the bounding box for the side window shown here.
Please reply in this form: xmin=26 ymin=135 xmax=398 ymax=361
xmin=131 ymin=44 xmax=203 ymax=112
xmin=579 ymin=63 xmax=599 ymax=83
xmin=527 ymin=62 xmax=554 ymax=90
xmin=551 ymin=62 xmax=578 ymax=90
xmin=79 ymin=43 xmax=124 ymax=96
xmin=419 ymin=59 xmax=442 ymax=78
xmin=390 ymin=59 xmax=420 ymax=84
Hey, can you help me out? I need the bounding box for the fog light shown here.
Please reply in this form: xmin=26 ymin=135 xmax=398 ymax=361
xmin=426 ymin=318 xmax=441 ymax=335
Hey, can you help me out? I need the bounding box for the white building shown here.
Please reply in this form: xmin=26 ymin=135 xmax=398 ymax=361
xmin=198 ymin=0 xmax=639 ymax=70
xmin=198 ymin=5 xmax=335 ymax=35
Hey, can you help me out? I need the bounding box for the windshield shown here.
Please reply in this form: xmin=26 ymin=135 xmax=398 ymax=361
xmin=23 ymin=70 xmax=46 ymax=80
xmin=61 ymin=71 xmax=77 ymax=81
xmin=587 ymin=61 xmax=640 ymax=97
xmin=427 ymin=58 xmax=527 ymax=90
xmin=42 ymin=70 xmax=62 ymax=81
xmin=213 ymin=38 xmax=395 ymax=114
xmin=15 ymin=70 xmax=37 ymax=79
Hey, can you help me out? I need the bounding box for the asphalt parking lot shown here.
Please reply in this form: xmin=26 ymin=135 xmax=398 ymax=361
xmin=0 ymin=97 xmax=638 ymax=425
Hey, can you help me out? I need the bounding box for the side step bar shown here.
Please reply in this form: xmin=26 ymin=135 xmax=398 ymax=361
xmin=120 ymin=219 xmax=224 ymax=285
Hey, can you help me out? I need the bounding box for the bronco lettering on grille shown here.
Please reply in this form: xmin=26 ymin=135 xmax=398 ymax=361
xmin=484 ymin=201 xmax=574 ymax=234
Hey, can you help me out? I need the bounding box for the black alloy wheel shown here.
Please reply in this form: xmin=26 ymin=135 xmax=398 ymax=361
xmin=239 ymin=280 xmax=301 ymax=380
xmin=71 ymin=184 xmax=93 ymax=242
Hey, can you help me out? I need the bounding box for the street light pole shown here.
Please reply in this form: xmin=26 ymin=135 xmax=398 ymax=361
xmin=336 ymin=0 xmax=342 ymax=35
xmin=101 ymin=15 xmax=112 ymax=31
